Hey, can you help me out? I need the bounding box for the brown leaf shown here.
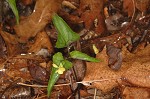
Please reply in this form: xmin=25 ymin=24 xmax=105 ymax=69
xmin=123 ymin=87 xmax=150 ymax=99
xmin=2 ymin=85 xmax=32 ymax=99
xmin=0 ymin=35 xmax=6 ymax=58
xmin=73 ymin=60 xmax=86 ymax=81
xmin=27 ymin=31 xmax=54 ymax=55
xmin=79 ymin=0 xmax=106 ymax=35
xmin=14 ymin=0 xmax=63 ymax=43
xmin=106 ymin=45 xmax=122 ymax=70
xmin=122 ymin=45 xmax=150 ymax=87
xmin=0 ymin=31 xmax=20 ymax=56
xmin=83 ymin=47 xmax=123 ymax=92
xmin=28 ymin=61 xmax=49 ymax=84
xmin=51 ymin=85 xmax=72 ymax=99
xmin=135 ymin=0 xmax=150 ymax=13
xmin=20 ymin=0 xmax=33 ymax=5
xmin=123 ymin=0 xmax=134 ymax=17
xmin=83 ymin=45 xmax=150 ymax=92
xmin=1 ymin=54 xmax=45 ymax=84
xmin=5 ymin=69 xmax=31 ymax=81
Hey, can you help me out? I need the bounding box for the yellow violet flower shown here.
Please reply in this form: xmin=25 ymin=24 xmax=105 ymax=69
xmin=56 ymin=67 xmax=65 ymax=74
xmin=92 ymin=44 xmax=99 ymax=54
xmin=52 ymin=63 xmax=66 ymax=74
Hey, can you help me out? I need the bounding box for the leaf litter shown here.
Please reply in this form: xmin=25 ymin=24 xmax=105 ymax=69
xmin=0 ymin=0 xmax=150 ymax=98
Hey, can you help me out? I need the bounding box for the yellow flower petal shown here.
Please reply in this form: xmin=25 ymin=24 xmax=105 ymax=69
xmin=52 ymin=63 xmax=59 ymax=68
xmin=56 ymin=67 xmax=66 ymax=74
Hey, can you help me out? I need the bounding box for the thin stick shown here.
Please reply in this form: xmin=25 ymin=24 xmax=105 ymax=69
xmin=17 ymin=78 xmax=121 ymax=88
xmin=94 ymin=88 xmax=97 ymax=99
xmin=130 ymin=0 xmax=136 ymax=23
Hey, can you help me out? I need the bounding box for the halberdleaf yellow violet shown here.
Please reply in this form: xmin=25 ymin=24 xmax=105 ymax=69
xmin=52 ymin=63 xmax=65 ymax=74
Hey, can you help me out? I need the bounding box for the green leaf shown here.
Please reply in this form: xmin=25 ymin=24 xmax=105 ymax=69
xmin=70 ymin=50 xmax=100 ymax=62
xmin=52 ymin=14 xmax=80 ymax=48
xmin=52 ymin=52 xmax=64 ymax=66
xmin=47 ymin=67 xmax=60 ymax=97
xmin=62 ymin=60 xmax=72 ymax=70
xmin=47 ymin=52 xmax=63 ymax=97
xmin=7 ymin=0 xmax=19 ymax=24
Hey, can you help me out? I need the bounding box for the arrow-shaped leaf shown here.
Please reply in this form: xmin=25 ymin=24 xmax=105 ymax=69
xmin=52 ymin=14 xmax=80 ymax=48
xmin=70 ymin=50 xmax=100 ymax=62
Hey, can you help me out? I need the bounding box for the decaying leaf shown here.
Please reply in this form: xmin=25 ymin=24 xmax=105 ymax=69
xmin=0 ymin=31 xmax=20 ymax=56
xmin=14 ymin=0 xmax=63 ymax=43
xmin=123 ymin=0 xmax=134 ymax=17
xmin=2 ymin=85 xmax=32 ymax=99
xmin=51 ymin=85 xmax=73 ymax=99
xmin=72 ymin=60 xmax=86 ymax=81
xmin=27 ymin=31 xmax=54 ymax=55
xmin=79 ymin=0 xmax=106 ymax=35
xmin=83 ymin=45 xmax=150 ymax=92
xmin=123 ymin=87 xmax=150 ymax=99
xmin=0 ymin=35 xmax=6 ymax=59
xmin=106 ymin=44 xmax=122 ymax=70
xmin=20 ymin=0 xmax=33 ymax=5
xmin=135 ymin=0 xmax=150 ymax=13
xmin=28 ymin=60 xmax=49 ymax=84
xmin=83 ymin=47 xmax=123 ymax=92
xmin=122 ymin=45 xmax=150 ymax=87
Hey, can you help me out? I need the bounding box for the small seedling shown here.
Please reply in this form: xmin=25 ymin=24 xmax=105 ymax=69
xmin=47 ymin=14 xmax=100 ymax=97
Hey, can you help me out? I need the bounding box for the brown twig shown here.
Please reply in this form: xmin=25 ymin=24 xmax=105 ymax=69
xmin=130 ymin=0 xmax=136 ymax=23
xmin=17 ymin=78 xmax=122 ymax=88
xmin=94 ymin=88 xmax=97 ymax=99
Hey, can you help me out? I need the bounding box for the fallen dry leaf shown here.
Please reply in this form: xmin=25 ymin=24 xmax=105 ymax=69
xmin=123 ymin=87 xmax=150 ymax=99
xmin=83 ymin=47 xmax=123 ymax=92
xmin=122 ymin=45 xmax=150 ymax=87
xmin=20 ymin=0 xmax=33 ymax=5
xmin=135 ymin=0 xmax=150 ymax=13
xmin=73 ymin=60 xmax=86 ymax=81
xmin=106 ymin=44 xmax=122 ymax=70
xmin=2 ymin=85 xmax=32 ymax=99
xmin=0 ymin=35 xmax=6 ymax=58
xmin=27 ymin=31 xmax=54 ymax=55
xmin=14 ymin=0 xmax=63 ymax=43
xmin=0 ymin=31 xmax=20 ymax=56
xmin=79 ymin=0 xmax=106 ymax=35
xmin=83 ymin=45 xmax=150 ymax=92
xmin=123 ymin=0 xmax=134 ymax=17
xmin=28 ymin=60 xmax=49 ymax=84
